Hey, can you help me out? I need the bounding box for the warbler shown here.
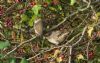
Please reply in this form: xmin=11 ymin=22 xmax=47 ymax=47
xmin=34 ymin=18 xmax=43 ymax=37
xmin=46 ymin=30 xmax=69 ymax=45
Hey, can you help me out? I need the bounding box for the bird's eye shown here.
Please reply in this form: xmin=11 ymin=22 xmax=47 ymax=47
xmin=15 ymin=0 xmax=27 ymax=3
xmin=21 ymin=0 xmax=27 ymax=2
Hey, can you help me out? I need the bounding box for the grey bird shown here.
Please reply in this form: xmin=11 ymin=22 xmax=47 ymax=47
xmin=46 ymin=30 xmax=69 ymax=45
xmin=34 ymin=18 xmax=43 ymax=37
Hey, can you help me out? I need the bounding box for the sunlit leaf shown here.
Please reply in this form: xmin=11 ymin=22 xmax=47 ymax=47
xmin=21 ymin=14 xmax=29 ymax=22
xmin=87 ymin=26 xmax=94 ymax=38
xmin=56 ymin=57 xmax=63 ymax=63
xmin=53 ymin=49 xmax=61 ymax=58
xmin=96 ymin=12 xmax=100 ymax=17
xmin=20 ymin=58 xmax=28 ymax=63
xmin=98 ymin=59 xmax=100 ymax=62
xmin=49 ymin=7 xmax=57 ymax=11
xmin=70 ymin=0 xmax=76 ymax=5
xmin=0 ymin=40 xmax=10 ymax=49
xmin=95 ymin=12 xmax=100 ymax=22
xmin=28 ymin=15 xmax=36 ymax=26
xmin=76 ymin=54 xmax=84 ymax=60
xmin=57 ymin=5 xmax=62 ymax=10
xmin=32 ymin=5 xmax=42 ymax=16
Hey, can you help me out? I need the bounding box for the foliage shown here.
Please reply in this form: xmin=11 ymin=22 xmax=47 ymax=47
xmin=0 ymin=40 xmax=10 ymax=49
xmin=0 ymin=0 xmax=100 ymax=63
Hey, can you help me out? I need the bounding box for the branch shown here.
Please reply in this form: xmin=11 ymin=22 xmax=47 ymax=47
xmin=68 ymin=46 xmax=72 ymax=63
xmin=47 ymin=0 xmax=91 ymax=32
xmin=5 ymin=3 xmax=18 ymax=13
xmin=47 ymin=11 xmax=78 ymax=32
xmin=27 ymin=45 xmax=70 ymax=61
xmin=2 ymin=36 xmax=37 ymax=58
xmin=72 ymin=26 xmax=87 ymax=46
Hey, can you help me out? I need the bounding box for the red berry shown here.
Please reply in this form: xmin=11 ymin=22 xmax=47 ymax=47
xmin=88 ymin=51 xmax=94 ymax=59
xmin=29 ymin=1 xmax=36 ymax=7
xmin=59 ymin=54 xmax=64 ymax=59
xmin=19 ymin=9 xmax=26 ymax=14
xmin=51 ymin=0 xmax=60 ymax=5
xmin=43 ymin=2 xmax=48 ymax=7
xmin=4 ymin=18 xmax=13 ymax=28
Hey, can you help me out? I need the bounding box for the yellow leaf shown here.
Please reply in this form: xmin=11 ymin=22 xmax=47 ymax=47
xmin=56 ymin=57 xmax=63 ymax=63
xmin=49 ymin=7 xmax=57 ymax=11
xmin=96 ymin=12 xmax=100 ymax=17
xmin=77 ymin=54 xmax=84 ymax=60
xmin=87 ymin=26 xmax=94 ymax=38
xmin=95 ymin=12 xmax=100 ymax=22
xmin=53 ymin=49 xmax=61 ymax=58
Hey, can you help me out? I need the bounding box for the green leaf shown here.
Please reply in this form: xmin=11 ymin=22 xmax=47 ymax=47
xmin=0 ymin=54 xmax=4 ymax=58
xmin=45 ymin=0 xmax=52 ymax=4
xmin=28 ymin=15 xmax=36 ymax=26
xmin=32 ymin=5 xmax=42 ymax=16
xmin=20 ymin=58 xmax=28 ymax=63
xmin=57 ymin=5 xmax=62 ymax=10
xmin=10 ymin=58 xmax=16 ymax=63
xmin=70 ymin=0 xmax=76 ymax=5
xmin=0 ymin=40 xmax=10 ymax=49
xmin=21 ymin=14 xmax=29 ymax=22
xmin=25 ymin=10 xmax=33 ymax=18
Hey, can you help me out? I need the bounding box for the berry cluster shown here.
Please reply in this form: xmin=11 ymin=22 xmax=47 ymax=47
xmin=4 ymin=18 xmax=13 ymax=28
xmin=88 ymin=51 xmax=94 ymax=59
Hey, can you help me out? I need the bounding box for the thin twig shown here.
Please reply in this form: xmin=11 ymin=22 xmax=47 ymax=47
xmin=68 ymin=46 xmax=72 ymax=63
xmin=0 ymin=32 xmax=5 ymax=38
xmin=86 ymin=40 xmax=91 ymax=62
xmin=2 ymin=36 xmax=37 ymax=58
xmin=72 ymin=26 xmax=87 ymax=46
xmin=79 ymin=0 xmax=91 ymax=11
xmin=27 ymin=45 xmax=70 ymax=61
xmin=48 ymin=11 xmax=78 ymax=32
xmin=66 ymin=32 xmax=81 ymax=45
xmin=5 ymin=3 xmax=18 ymax=13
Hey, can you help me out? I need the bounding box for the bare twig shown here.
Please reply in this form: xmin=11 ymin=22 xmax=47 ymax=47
xmin=47 ymin=0 xmax=91 ymax=32
xmin=0 ymin=32 xmax=5 ymax=38
xmin=72 ymin=26 xmax=87 ymax=46
xmin=66 ymin=32 xmax=81 ymax=45
xmin=48 ymin=11 xmax=79 ymax=32
xmin=68 ymin=46 xmax=72 ymax=63
xmin=2 ymin=36 xmax=37 ymax=58
xmin=79 ymin=0 xmax=91 ymax=11
xmin=27 ymin=45 xmax=70 ymax=61
xmin=5 ymin=3 xmax=18 ymax=13
xmin=86 ymin=40 xmax=91 ymax=62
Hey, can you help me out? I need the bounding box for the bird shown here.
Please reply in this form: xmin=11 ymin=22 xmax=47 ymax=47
xmin=46 ymin=30 xmax=69 ymax=45
xmin=34 ymin=18 xmax=43 ymax=37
